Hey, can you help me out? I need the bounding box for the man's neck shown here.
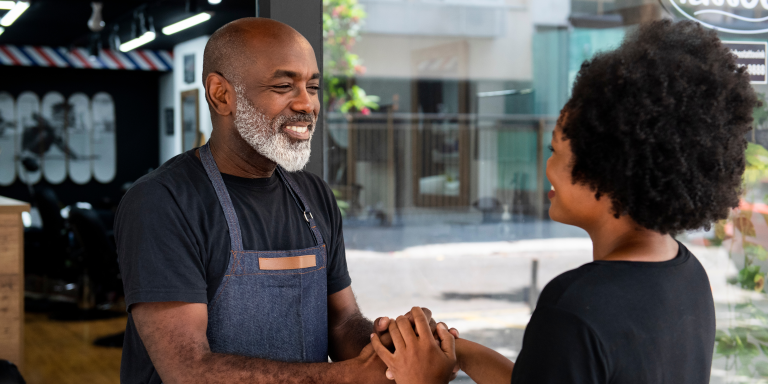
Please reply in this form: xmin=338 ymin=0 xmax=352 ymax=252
xmin=201 ymin=133 xmax=277 ymax=179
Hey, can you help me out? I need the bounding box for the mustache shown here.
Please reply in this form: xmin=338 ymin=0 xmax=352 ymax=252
xmin=273 ymin=113 xmax=316 ymax=128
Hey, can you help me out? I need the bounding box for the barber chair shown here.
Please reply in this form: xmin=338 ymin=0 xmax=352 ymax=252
xmin=49 ymin=207 xmax=123 ymax=322
xmin=23 ymin=186 xmax=73 ymax=279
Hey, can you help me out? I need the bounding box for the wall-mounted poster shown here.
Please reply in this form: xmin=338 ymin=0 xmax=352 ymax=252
xmin=17 ymin=91 xmax=42 ymax=185
xmin=2 ymin=91 xmax=115 ymax=185
xmin=41 ymin=91 xmax=68 ymax=184
xmin=67 ymin=93 xmax=93 ymax=185
xmin=92 ymin=92 xmax=116 ymax=183
xmin=0 ymin=92 xmax=16 ymax=186
xmin=184 ymin=54 xmax=195 ymax=84
xmin=181 ymin=89 xmax=199 ymax=152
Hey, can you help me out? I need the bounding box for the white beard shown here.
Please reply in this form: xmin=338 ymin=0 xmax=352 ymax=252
xmin=233 ymin=84 xmax=314 ymax=172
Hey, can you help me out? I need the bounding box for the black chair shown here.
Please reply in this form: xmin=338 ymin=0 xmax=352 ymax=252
xmin=49 ymin=207 xmax=123 ymax=323
xmin=24 ymin=186 xmax=72 ymax=279
xmin=68 ymin=207 xmax=122 ymax=308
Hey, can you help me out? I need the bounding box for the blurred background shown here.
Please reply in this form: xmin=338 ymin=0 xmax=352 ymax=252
xmin=1 ymin=0 xmax=768 ymax=383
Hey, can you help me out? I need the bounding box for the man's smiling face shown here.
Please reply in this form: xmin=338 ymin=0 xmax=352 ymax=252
xmin=232 ymin=36 xmax=320 ymax=171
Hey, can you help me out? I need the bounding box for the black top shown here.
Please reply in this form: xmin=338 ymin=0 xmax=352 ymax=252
xmin=511 ymin=242 xmax=715 ymax=384
xmin=115 ymin=149 xmax=351 ymax=383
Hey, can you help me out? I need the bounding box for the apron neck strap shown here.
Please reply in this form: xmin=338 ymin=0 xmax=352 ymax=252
xmin=275 ymin=166 xmax=325 ymax=246
xmin=200 ymin=142 xmax=325 ymax=250
xmin=200 ymin=142 xmax=245 ymax=251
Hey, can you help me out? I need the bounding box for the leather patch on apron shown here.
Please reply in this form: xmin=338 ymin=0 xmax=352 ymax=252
xmin=258 ymin=255 xmax=317 ymax=270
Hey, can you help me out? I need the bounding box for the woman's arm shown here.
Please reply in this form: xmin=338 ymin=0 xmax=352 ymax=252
xmin=456 ymin=338 xmax=514 ymax=384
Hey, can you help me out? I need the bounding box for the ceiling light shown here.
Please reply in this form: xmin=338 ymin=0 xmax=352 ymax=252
xmin=119 ymin=31 xmax=155 ymax=52
xmin=0 ymin=27 xmax=4 ymax=36
xmin=162 ymin=12 xmax=211 ymax=35
xmin=1 ymin=1 xmax=30 ymax=27
xmin=208 ymin=0 xmax=222 ymax=4
xmin=0 ymin=1 xmax=15 ymax=10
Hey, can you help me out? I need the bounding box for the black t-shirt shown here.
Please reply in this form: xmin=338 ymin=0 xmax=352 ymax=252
xmin=511 ymin=242 xmax=715 ymax=384
xmin=115 ymin=149 xmax=352 ymax=384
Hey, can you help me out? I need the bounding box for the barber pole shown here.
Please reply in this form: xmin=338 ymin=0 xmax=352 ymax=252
xmin=0 ymin=45 xmax=173 ymax=71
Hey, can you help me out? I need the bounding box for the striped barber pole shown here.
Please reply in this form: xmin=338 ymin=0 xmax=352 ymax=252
xmin=0 ymin=45 xmax=173 ymax=71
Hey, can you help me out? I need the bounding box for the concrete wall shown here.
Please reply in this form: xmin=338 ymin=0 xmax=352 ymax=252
xmin=352 ymin=5 xmax=533 ymax=81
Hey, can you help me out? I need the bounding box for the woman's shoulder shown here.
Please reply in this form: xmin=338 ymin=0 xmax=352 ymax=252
xmin=538 ymin=246 xmax=712 ymax=328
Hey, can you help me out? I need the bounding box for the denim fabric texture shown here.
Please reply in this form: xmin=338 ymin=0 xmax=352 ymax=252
xmin=199 ymin=143 xmax=329 ymax=363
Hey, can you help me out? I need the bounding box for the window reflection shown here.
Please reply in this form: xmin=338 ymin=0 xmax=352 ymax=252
xmin=324 ymin=0 xmax=768 ymax=382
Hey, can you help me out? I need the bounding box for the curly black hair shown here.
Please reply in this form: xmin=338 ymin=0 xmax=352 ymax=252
xmin=562 ymin=19 xmax=758 ymax=234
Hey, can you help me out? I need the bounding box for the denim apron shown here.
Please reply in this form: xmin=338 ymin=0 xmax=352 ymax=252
xmin=199 ymin=142 xmax=329 ymax=363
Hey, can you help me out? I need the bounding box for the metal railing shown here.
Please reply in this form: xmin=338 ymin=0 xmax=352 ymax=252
xmin=325 ymin=112 xmax=558 ymax=226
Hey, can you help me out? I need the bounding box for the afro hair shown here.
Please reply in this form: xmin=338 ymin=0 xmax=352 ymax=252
xmin=562 ymin=19 xmax=758 ymax=234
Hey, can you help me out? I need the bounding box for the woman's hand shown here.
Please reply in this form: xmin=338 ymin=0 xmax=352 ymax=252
xmin=370 ymin=307 xmax=457 ymax=384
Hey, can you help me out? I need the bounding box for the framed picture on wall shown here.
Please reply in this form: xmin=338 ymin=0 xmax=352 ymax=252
xmin=184 ymin=54 xmax=195 ymax=84
xmin=164 ymin=107 xmax=174 ymax=136
xmin=181 ymin=89 xmax=199 ymax=151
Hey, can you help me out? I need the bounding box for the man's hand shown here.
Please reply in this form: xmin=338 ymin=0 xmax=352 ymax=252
xmin=349 ymin=342 xmax=395 ymax=384
xmin=371 ymin=307 xmax=457 ymax=384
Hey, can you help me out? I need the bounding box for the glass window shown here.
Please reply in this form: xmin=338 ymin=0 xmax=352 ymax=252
xmin=324 ymin=0 xmax=768 ymax=382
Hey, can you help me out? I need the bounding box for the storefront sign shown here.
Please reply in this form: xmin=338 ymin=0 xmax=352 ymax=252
xmin=670 ymin=0 xmax=768 ymax=34
xmin=723 ymin=41 xmax=767 ymax=84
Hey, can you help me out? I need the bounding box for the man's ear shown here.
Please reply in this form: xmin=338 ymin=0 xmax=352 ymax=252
xmin=205 ymin=73 xmax=235 ymax=117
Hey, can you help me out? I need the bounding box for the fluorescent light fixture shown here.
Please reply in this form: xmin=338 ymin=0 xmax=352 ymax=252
xmin=0 ymin=27 xmax=4 ymax=36
xmin=162 ymin=12 xmax=211 ymax=35
xmin=1 ymin=1 xmax=30 ymax=27
xmin=0 ymin=1 xmax=15 ymax=10
xmin=208 ymin=0 xmax=222 ymax=4
xmin=119 ymin=31 xmax=156 ymax=52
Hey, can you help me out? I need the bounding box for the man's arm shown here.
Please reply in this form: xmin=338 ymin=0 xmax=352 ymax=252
xmin=132 ymin=301 xmax=391 ymax=384
xmin=328 ymin=286 xmax=377 ymax=361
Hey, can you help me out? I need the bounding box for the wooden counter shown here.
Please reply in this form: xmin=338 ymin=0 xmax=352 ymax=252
xmin=0 ymin=196 xmax=29 ymax=370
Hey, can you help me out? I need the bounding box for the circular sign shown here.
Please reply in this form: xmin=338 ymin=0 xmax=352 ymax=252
xmin=670 ymin=0 xmax=768 ymax=34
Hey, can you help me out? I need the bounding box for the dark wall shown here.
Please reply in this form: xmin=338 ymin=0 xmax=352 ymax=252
xmin=0 ymin=66 xmax=161 ymax=208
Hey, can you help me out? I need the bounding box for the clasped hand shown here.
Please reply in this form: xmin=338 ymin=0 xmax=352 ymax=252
xmin=371 ymin=307 xmax=459 ymax=384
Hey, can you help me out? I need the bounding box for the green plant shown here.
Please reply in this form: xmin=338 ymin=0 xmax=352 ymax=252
xmin=754 ymin=93 xmax=768 ymax=130
xmin=323 ymin=0 xmax=380 ymax=115
xmin=712 ymin=142 xmax=768 ymax=381
xmin=332 ymin=188 xmax=350 ymax=217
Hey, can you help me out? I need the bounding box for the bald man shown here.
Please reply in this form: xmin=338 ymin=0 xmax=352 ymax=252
xmin=115 ymin=18 xmax=428 ymax=383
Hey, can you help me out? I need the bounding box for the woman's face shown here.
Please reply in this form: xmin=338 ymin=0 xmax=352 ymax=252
xmin=546 ymin=115 xmax=612 ymax=229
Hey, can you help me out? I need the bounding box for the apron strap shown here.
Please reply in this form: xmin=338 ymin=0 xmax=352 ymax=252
xmin=276 ymin=167 xmax=326 ymax=246
xmin=199 ymin=142 xmax=245 ymax=252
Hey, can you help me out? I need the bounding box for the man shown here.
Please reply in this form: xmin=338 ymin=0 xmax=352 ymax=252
xmin=116 ymin=18 xmax=426 ymax=383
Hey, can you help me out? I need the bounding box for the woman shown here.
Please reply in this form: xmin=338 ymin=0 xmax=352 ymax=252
xmin=371 ymin=19 xmax=757 ymax=384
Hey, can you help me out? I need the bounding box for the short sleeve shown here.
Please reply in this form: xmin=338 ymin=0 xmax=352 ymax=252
xmin=115 ymin=180 xmax=208 ymax=311
xmin=511 ymin=305 xmax=608 ymax=384
xmin=322 ymin=181 xmax=352 ymax=295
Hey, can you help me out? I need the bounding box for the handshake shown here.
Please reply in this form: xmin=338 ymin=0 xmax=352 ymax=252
xmin=364 ymin=307 xmax=462 ymax=384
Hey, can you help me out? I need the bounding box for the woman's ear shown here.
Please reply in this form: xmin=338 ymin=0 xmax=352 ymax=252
xmin=205 ymin=73 xmax=235 ymax=117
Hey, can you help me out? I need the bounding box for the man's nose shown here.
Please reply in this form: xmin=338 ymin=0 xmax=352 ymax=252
xmin=291 ymin=87 xmax=314 ymax=115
